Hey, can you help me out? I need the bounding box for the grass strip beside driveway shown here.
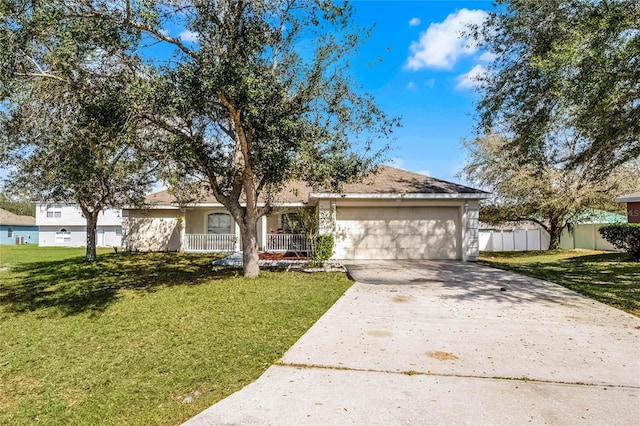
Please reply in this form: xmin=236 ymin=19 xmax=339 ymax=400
xmin=0 ymin=248 xmax=352 ymax=425
xmin=479 ymin=250 xmax=639 ymax=317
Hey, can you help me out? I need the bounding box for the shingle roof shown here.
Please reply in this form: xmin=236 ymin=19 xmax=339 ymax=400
xmin=616 ymin=192 xmax=640 ymax=203
xmin=0 ymin=208 xmax=36 ymax=226
xmin=144 ymin=166 xmax=488 ymax=206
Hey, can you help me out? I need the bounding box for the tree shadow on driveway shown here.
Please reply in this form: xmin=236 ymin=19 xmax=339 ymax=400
xmin=344 ymin=260 xmax=594 ymax=309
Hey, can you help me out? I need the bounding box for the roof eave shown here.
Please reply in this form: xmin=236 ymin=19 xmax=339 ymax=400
xmin=309 ymin=192 xmax=491 ymax=200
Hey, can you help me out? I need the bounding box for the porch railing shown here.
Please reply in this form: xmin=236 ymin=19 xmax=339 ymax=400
xmin=184 ymin=234 xmax=237 ymax=253
xmin=266 ymin=233 xmax=309 ymax=252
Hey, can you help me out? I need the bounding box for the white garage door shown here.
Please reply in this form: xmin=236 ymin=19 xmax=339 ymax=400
xmin=334 ymin=206 xmax=460 ymax=260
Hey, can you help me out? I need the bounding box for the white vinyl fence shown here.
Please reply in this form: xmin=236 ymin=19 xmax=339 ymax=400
xmin=559 ymin=223 xmax=617 ymax=251
xmin=479 ymin=228 xmax=549 ymax=251
xmin=479 ymin=223 xmax=618 ymax=252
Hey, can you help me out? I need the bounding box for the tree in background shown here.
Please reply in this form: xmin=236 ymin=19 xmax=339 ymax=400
xmin=0 ymin=2 xmax=157 ymax=261
xmin=110 ymin=0 xmax=397 ymax=277
xmin=0 ymin=193 xmax=34 ymax=217
xmin=461 ymin=134 xmax=640 ymax=249
xmin=472 ymin=0 xmax=639 ymax=177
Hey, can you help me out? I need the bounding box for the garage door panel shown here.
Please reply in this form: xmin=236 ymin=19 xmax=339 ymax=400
xmin=335 ymin=206 xmax=460 ymax=260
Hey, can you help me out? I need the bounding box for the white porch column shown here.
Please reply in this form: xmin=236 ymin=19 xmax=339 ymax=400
xmin=460 ymin=203 xmax=468 ymax=261
xmin=317 ymin=200 xmax=336 ymax=235
xmin=260 ymin=215 xmax=267 ymax=251
xmin=234 ymin=221 xmax=241 ymax=251
xmin=179 ymin=208 xmax=186 ymax=253
xmin=463 ymin=201 xmax=480 ymax=261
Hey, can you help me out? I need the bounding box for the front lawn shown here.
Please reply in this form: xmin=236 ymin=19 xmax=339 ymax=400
xmin=0 ymin=246 xmax=352 ymax=425
xmin=479 ymin=250 xmax=639 ymax=316
xmin=0 ymin=245 xmax=112 ymax=265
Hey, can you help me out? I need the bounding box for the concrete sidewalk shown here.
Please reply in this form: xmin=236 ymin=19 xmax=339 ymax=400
xmin=184 ymin=260 xmax=640 ymax=425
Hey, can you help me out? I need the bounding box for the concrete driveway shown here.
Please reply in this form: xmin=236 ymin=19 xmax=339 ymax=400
xmin=184 ymin=260 xmax=640 ymax=425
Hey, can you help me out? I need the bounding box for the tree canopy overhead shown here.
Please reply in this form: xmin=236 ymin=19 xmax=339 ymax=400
xmin=473 ymin=0 xmax=640 ymax=175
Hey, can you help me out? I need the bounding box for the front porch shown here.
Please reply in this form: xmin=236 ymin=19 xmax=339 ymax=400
xmin=181 ymin=207 xmax=310 ymax=254
xmin=183 ymin=232 xmax=309 ymax=254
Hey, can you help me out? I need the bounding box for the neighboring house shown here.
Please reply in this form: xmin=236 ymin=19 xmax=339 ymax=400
xmin=616 ymin=192 xmax=640 ymax=223
xmin=0 ymin=208 xmax=39 ymax=245
xmin=122 ymin=166 xmax=490 ymax=261
xmin=35 ymin=204 xmax=123 ymax=247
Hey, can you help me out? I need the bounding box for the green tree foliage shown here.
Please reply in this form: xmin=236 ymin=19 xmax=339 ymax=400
xmin=113 ymin=0 xmax=397 ymax=276
xmin=473 ymin=0 xmax=640 ymax=176
xmin=0 ymin=193 xmax=34 ymax=216
xmin=461 ymin=134 xmax=640 ymax=249
xmin=599 ymin=223 xmax=640 ymax=260
xmin=0 ymin=1 xmax=157 ymax=261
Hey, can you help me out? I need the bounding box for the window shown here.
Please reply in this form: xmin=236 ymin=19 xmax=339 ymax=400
xmin=46 ymin=205 xmax=62 ymax=218
xmin=55 ymin=228 xmax=71 ymax=243
xmin=207 ymin=213 xmax=232 ymax=235
xmin=7 ymin=226 xmax=13 ymax=238
xmin=281 ymin=213 xmax=304 ymax=234
xmin=115 ymin=227 xmax=122 ymax=236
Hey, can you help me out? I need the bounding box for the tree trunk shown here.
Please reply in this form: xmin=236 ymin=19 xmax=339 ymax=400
xmin=239 ymin=212 xmax=260 ymax=278
xmin=549 ymin=229 xmax=562 ymax=250
xmin=85 ymin=211 xmax=99 ymax=262
xmin=226 ymin=202 xmax=261 ymax=277
xmin=547 ymin=224 xmax=563 ymax=250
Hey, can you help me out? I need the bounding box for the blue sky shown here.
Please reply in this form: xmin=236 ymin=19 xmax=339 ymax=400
xmin=345 ymin=0 xmax=495 ymax=183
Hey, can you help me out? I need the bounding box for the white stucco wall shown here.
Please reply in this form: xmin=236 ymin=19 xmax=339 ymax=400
xmin=122 ymin=209 xmax=182 ymax=252
xmin=38 ymin=225 xmax=122 ymax=247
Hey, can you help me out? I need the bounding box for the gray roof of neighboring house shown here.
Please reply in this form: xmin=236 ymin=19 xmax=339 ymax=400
xmin=0 ymin=208 xmax=36 ymax=226
xmin=143 ymin=166 xmax=489 ymax=207
xmin=616 ymin=192 xmax=640 ymax=203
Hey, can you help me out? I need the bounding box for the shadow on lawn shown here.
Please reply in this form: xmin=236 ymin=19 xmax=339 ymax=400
xmin=479 ymin=252 xmax=639 ymax=315
xmin=0 ymin=252 xmax=237 ymax=316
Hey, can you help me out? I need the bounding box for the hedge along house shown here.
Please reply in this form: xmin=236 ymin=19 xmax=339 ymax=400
xmin=0 ymin=208 xmax=39 ymax=245
xmin=122 ymin=166 xmax=490 ymax=261
xmin=616 ymin=192 xmax=640 ymax=223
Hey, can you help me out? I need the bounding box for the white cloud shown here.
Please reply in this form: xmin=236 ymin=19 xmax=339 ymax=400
xmin=424 ymin=78 xmax=435 ymax=88
xmin=455 ymin=64 xmax=487 ymax=90
xmin=406 ymin=9 xmax=488 ymax=70
xmin=407 ymin=81 xmax=416 ymax=90
xmin=478 ymin=51 xmax=497 ymax=62
xmin=409 ymin=17 xmax=421 ymax=27
xmin=387 ymin=157 xmax=404 ymax=168
xmin=179 ymin=30 xmax=199 ymax=43
xmin=159 ymin=29 xmax=170 ymax=37
xmin=416 ymin=169 xmax=431 ymax=177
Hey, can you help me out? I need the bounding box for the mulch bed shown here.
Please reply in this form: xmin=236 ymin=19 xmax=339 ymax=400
xmin=259 ymin=251 xmax=308 ymax=260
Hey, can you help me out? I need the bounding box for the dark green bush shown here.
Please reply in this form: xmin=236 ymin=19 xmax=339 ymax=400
xmin=599 ymin=223 xmax=640 ymax=260
xmin=313 ymin=234 xmax=334 ymax=265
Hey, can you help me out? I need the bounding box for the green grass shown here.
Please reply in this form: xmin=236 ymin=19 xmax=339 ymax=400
xmin=0 ymin=245 xmax=112 ymax=265
xmin=0 ymin=246 xmax=352 ymax=425
xmin=479 ymin=250 xmax=640 ymax=316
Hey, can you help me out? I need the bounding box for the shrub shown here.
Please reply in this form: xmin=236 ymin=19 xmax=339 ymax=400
xmin=313 ymin=234 xmax=334 ymax=265
xmin=599 ymin=223 xmax=640 ymax=260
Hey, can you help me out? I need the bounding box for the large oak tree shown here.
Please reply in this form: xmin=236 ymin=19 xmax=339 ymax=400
xmin=118 ymin=0 xmax=397 ymax=276
xmin=1 ymin=1 xmax=157 ymax=261
xmin=472 ymin=0 xmax=639 ymax=176
xmin=461 ymin=133 xmax=639 ymax=249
